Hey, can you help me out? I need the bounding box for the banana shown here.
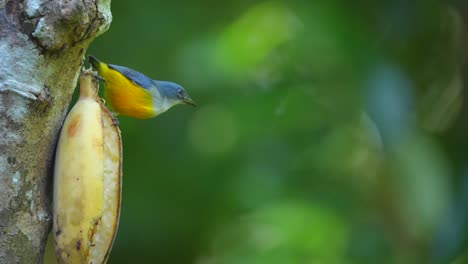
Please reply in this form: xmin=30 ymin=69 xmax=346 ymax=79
xmin=53 ymin=70 xmax=122 ymax=264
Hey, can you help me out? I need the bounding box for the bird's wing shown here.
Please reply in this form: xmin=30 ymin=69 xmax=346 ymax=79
xmin=108 ymin=64 xmax=154 ymax=89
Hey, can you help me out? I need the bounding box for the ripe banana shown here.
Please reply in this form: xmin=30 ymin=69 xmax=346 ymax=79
xmin=53 ymin=70 xmax=122 ymax=264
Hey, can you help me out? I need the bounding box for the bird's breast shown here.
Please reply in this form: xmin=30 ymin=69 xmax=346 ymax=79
xmin=103 ymin=68 xmax=156 ymax=119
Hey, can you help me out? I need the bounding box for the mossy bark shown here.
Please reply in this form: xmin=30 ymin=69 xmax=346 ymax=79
xmin=0 ymin=0 xmax=111 ymax=263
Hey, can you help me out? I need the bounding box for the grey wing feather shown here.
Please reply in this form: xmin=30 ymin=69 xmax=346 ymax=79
xmin=108 ymin=64 xmax=154 ymax=89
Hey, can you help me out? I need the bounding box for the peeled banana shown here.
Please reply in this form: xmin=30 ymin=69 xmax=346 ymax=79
xmin=53 ymin=70 xmax=122 ymax=264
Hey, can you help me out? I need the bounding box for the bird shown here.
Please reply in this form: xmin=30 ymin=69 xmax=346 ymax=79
xmin=88 ymin=55 xmax=195 ymax=119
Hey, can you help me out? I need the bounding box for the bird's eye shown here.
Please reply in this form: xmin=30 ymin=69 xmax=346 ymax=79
xmin=177 ymin=89 xmax=184 ymax=97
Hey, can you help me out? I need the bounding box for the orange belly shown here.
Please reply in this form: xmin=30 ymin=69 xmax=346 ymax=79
xmin=103 ymin=69 xmax=155 ymax=119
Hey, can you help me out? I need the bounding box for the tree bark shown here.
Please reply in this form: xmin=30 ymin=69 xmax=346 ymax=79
xmin=0 ymin=0 xmax=111 ymax=263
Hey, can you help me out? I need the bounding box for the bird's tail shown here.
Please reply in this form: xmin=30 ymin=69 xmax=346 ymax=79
xmin=88 ymin=55 xmax=107 ymax=73
xmin=88 ymin=55 xmax=100 ymax=67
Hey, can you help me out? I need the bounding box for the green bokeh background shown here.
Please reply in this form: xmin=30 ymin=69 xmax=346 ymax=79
xmin=45 ymin=0 xmax=468 ymax=263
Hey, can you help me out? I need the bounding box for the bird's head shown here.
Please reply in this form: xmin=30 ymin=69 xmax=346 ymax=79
xmin=152 ymin=80 xmax=196 ymax=114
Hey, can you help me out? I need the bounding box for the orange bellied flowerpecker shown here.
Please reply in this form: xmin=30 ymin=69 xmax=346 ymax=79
xmin=88 ymin=56 xmax=195 ymax=119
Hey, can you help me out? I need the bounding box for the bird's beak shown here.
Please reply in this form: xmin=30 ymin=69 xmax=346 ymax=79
xmin=183 ymin=97 xmax=197 ymax=107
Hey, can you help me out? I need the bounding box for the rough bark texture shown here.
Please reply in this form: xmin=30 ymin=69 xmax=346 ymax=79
xmin=0 ymin=0 xmax=111 ymax=263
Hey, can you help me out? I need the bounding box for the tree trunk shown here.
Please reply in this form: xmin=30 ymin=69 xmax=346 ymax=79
xmin=0 ymin=0 xmax=111 ymax=263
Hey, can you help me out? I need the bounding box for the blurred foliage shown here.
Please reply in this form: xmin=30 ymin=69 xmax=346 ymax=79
xmin=44 ymin=0 xmax=468 ymax=263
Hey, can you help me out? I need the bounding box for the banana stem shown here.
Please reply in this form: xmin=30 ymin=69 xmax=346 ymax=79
xmin=79 ymin=69 xmax=100 ymax=99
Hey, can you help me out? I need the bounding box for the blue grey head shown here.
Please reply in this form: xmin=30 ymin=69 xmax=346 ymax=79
xmin=153 ymin=80 xmax=196 ymax=110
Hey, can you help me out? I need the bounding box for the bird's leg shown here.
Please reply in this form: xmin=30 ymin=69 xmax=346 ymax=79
xmin=87 ymin=68 xmax=105 ymax=82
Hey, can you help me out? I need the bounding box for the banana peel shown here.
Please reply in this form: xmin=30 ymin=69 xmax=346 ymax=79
xmin=53 ymin=70 xmax=122 ymax=264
